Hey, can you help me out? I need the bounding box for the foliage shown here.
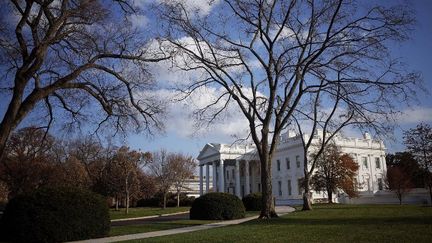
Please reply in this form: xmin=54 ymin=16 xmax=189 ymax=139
xmin=136 ymin=192 xmax=195 ymax=208
xmin=386 ymin=166 xmax=414 ymax=204
xmin=242 ymin=193 xmax=263 ymax=211
xmin=0 ymin=127 xmax=62 ymax=198
xmin=386 ymin=152 xmax=425 ymax=188
xmin=311 ymin=144 xmax=359 ymax=202
xmin=404 ymin=123 xmax=432 ymax=204
xmin=190 ymin=193 xmax=245 ymax=220
xmin=1 ymin=186 xmax=110 ymax=242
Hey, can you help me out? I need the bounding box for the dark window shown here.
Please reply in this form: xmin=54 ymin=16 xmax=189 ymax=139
xmin=286 ymin=158 xmax=290 ymax=170
xmin=375 ymin=158 xmax=381 ymax=169
xmin=277 ymin=160 xmax=281 ymax=171
xmin=288 ymin=180 xmax=292 ymax=196
xmin=278 ymin=181 xmax=282 ymax=196
xmin=378 ymin=178 xmax=383 ymax=190
xmin=296 ymin=156 xmax=300 ymax=168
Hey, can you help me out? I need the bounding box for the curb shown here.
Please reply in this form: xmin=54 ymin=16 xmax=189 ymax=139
xmin=110 ymin=211 xmax=189 ymax=222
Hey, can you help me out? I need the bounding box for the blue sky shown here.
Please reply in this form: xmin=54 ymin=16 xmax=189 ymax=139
xmin=1 ymin=0 xmax=431 ymax=158
xmin=126 ymin=0 xmax=432 ymax=157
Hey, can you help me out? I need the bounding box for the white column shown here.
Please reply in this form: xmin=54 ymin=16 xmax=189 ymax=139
xmin=235 ymin=160 xmax=241 ymax=198
xmin=245 ymin=160 xmax=250 ymax=195
xmin=199 ymin=165 xmax=204 ymax=196
xmin=212 ymin=161 xmax=217 ymax=191
xmin=219 ymin=160 xmax=225 ymax=192
xmin=205 ymin=163 xmax=210 ymax=193
xmin=368 ymin=155 xmax=374 ymax=192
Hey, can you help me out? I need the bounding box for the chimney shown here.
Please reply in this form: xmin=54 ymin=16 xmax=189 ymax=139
xmin=363 ymin=132 xmax=371 ymax=140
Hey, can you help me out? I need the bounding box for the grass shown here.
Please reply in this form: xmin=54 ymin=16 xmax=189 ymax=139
xmin=110 ymin=219 xmax=218 ymax=236
xmin=110 ymin=210 xmax=260 ymax=236
xmin=110 ymin=207 xmax=190 ymax=220
xmin=125 ymin=204 xmax=432 ymax=243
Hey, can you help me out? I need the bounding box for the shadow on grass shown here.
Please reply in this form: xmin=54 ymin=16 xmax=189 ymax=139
xmin=243 ymin=215 xmax=432 ymax=227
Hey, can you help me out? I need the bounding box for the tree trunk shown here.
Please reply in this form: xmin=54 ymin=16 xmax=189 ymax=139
xmin=115 ymin=196 xmax=119 ymax=211
xmin=429 ymin=185 xmax=432 ymax=206
xmin=327 ymin=188 xmax=333 ymax=203
xmin=259 ymin=152 xmax=277 ymax=218
xmin=177 ymin=190 xmax=180 ymax=207
xmin=163 ymin=192 xmax=167 ymax=209
xmin=302 ymin=174 xmax=313 ymax=210
xmin=126 ymin=191 xmax=130 ymax=214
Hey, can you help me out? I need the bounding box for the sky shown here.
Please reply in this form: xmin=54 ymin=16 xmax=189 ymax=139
xmin=1 ymin=0 xmax=432 ymax=159
xmin=127 ymin=0 xmax=432 ymax=157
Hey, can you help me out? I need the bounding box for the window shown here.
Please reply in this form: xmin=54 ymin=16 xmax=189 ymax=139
xmin=296 ymin=156 xmax=300 ymax=168
xmin=286 ymin=158 xmax=290 ymax=170
xmin=378 ymin=178 xmax=383 ymax=190
xmin=362 ymin=157 xmax=368 ymax=169
xmin=278 ymin=181 xmax=282 ymax=196
xmin=298 ymin=179 xmax=303 ymax=195
xmin=277 ymin=160 xmax=281 ymax=171
xmin=232 ymin=169 xmax=235 ymax=180
xmin=258 ymin=183 xmax=261 ymax=192
xmin=375 ymin=158 xmax=381 ymax=169
xmin=226 ymin=170 xmax=229 ymax=180
xmin=287 ymin=180 xmax=292 ymax=196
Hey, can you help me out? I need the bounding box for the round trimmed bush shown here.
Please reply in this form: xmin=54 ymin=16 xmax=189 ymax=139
xmin=1 ymin=186 xmax=110 ymax=242
xmin=190 ymin=192 xmax=245 ymax=220
xmin=242 ymin=192 xmax=263 ymax=211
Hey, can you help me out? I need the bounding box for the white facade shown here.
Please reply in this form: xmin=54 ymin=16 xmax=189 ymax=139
xmin=197 ymin=131 xmax=387 ymax=204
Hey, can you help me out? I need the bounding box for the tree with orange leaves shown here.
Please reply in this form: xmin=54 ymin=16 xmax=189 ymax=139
xmin=311 ymin=143 xmax=359 ymax=203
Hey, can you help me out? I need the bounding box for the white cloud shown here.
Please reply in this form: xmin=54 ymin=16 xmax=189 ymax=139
xmin=397 ymin=106 xmax=432 ymax=124
xmin=128 ymin=14 xmax=149 ymax=29
xmin=133 ymin=0 xmax=220 ymax=17
xmin=144 ymin=87 xmax=250 ymax=141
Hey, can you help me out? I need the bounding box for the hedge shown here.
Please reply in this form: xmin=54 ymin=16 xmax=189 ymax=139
xmin=190 ymin=192 xmax=245 ymax=220
xmin=242 ymin=192 xmax=263 ymax=211
xmin=1 ymin=186 xmax=110 ymax=242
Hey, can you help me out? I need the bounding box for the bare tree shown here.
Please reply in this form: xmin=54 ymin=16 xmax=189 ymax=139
xmin=0 ymin=0 xmax=169 ymax=160
xmin=404 ymin=123 xmax=432 ymax=204
xmin=157 ymin=0 xmax=418 ymax=217
xmin=110 ymin=146 xmax=147 ymax=214
xmin=170 ymin=154 xmax=195 ymax=207
xmin=148 ymin=150 xmax=177 ymax=209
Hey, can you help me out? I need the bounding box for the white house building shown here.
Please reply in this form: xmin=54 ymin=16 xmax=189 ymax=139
xmin=197 ymin=131 xmax=387 ymax=204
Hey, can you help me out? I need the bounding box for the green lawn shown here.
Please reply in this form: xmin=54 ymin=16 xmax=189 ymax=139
xmin=110 ymin=219 xmax=218 ymax=236
xmin=110 ymin=207 xmax=190 ymax=220
xmin=125 ymin=204 xmax=432 ymax=243
xmin=110 ymin=210 xmax=260 ymax=236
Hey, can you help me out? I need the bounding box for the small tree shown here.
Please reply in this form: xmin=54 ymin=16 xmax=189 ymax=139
xmin=148 ymin=150 xmax=176 ymax=209
xmin=110 ymin=146 xmax=147 ymax=214
xmin=386 ymin=166 xmax=414 ymax=205
xmin=386 ymin=152 xmax=424 ymax=188
xmin=170 ymin=154 xmax=196 ymax=207
xmin=311 ymin=144 xmax=359 ymax=203
xmin=404 ymin=123 xmax=432 ymax=204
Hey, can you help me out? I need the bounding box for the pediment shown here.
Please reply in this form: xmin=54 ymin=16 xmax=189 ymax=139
xmin=197 ymin=143 xmax=221 ymax=162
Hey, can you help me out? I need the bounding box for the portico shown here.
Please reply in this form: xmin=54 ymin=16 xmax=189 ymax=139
xmin=197 ymin=143 xmax=259 ymax=198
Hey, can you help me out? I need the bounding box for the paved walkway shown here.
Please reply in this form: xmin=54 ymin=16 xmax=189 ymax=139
xmin=111 ymin=212 xmax=189 ymax=226
xmin=71 ymin=206 xmax=295 ymax=243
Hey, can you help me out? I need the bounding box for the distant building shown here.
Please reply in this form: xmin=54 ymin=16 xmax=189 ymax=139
xmin=169 ymin=176 xmax=212 ymax=198
xmin=197 ymin=131 xmax=387 ymax=204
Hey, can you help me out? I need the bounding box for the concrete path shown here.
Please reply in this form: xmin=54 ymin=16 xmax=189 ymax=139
xmin=71 ymin=206 xmax=295 ymax=243
xmin=111 ymin=211 xmax=189 ymax=223
xmin=111 ymin=212 xmax=189 ymax=226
